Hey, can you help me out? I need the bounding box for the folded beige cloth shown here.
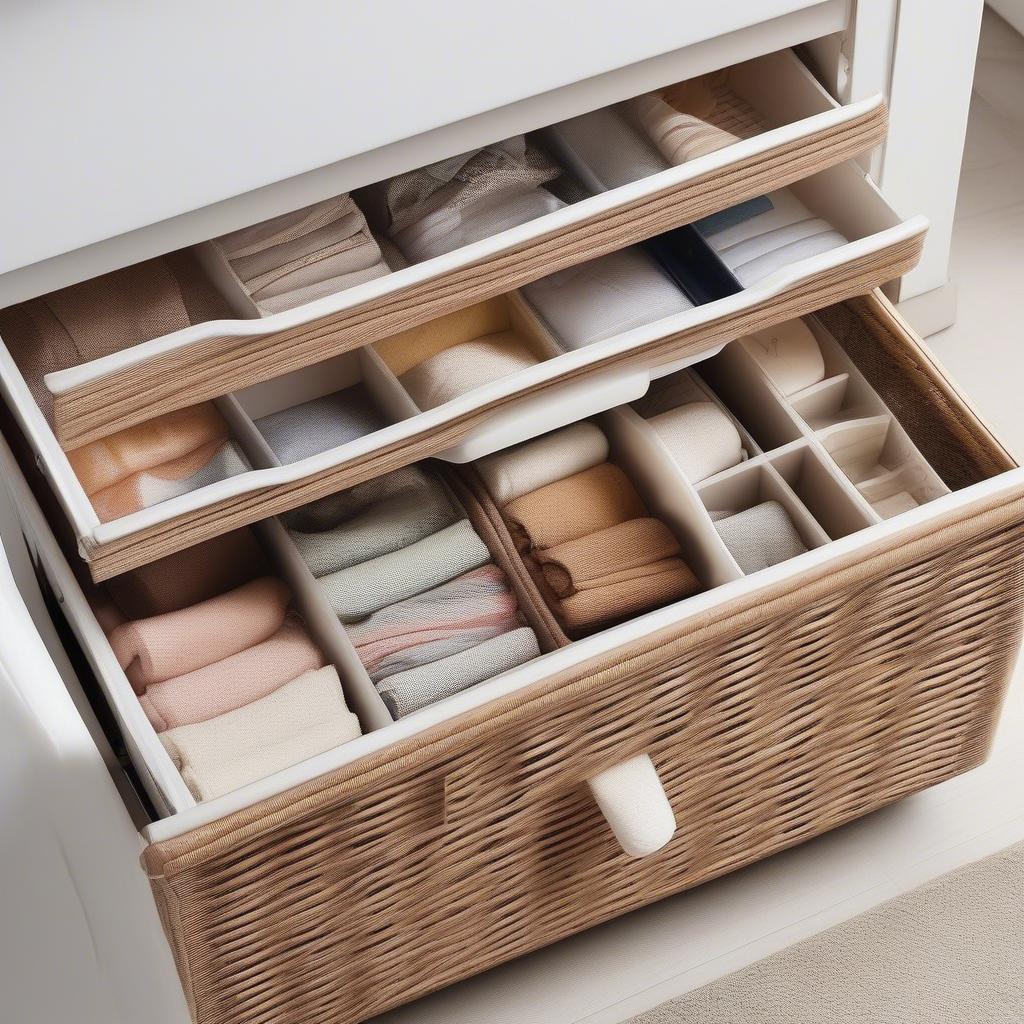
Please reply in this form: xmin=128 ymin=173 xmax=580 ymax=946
xmin=106 ymin=528 xmax=269 ymax=619
xmin=398 ymin=331 xmax=539 ymax=410
xmin=628 ymin=92 xmax=740 ymax=164
xmin=211 ymin=195 xmax=390 ymax=314
xmin=160 ymin=665 xmax=361 ymax=802
xmin=647 ymin=401 xmax=745 ymax=483
xmin=476 ymin=422 xmax=609 ymax=506
xmin=108 ymin=577 xmax=290 ymax=693
xmin=139 ymin=614 xmax=326 ymax=732
xmin=504 ymin=463 xmax=647 ymax=552
xmin=739 ymin=319 xmax=825 ymax=396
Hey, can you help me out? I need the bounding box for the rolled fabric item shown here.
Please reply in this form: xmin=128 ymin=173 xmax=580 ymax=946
xmin=139 ymin=614 xmax=326 ymax=732
xmin=160 ymin=665 xmax=361 ymax=802
xmin=475 ymin=422 xmax=610 ymax=507
xmin=255 ymin=385 xmax=387 ymax=465
xmin=345 ymin=564 xmax=520 ymax=679
xmin=88 ymin=438 xmax=249 ymax=522
xmin=106 ymin=528 xmax=269 ymax=619
xmin=729 ymin=229 xmax=849 ymax=287
xmin=210 ymin=195 xmax=390 ymax=314
xmin=398 ymin=331 xmax=539 ymax=410
xmin=377 ymin=626 xmax=541 ymax=719
xmin=739 ymin=319 xmax=826 ymax=396
xmin=552 ymin=561 xmax=700 ymax=635
xmin=68 ymin=403 xmax=231 ymax=497
xmin=647 ymin=401 xmax=745 ymax=483
xmin=108 ymin=576 xmax=290 ymax=693
xmin=713 ymin=500 xmax=809 ymax=574
xmin=504 ymin=462 xmax=647 ymax=552
xmin=521 ymin=247 xmax=692 ymax=351
xmin=534 ymin=518 xmax=682 ymax=598
xmin=285 ymin=465 xmax=433 ymax=533
xmin=320 ymin=519 xmax=490 ymax=622
xmin=627 ymin=93 xmax=740 ymax=164
xmin=291 ymin=477 xmax=459 ymax=577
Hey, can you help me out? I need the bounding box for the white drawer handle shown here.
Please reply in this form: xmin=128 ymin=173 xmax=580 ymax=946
xmin=587 ymin=754 xmax=676 ymax=858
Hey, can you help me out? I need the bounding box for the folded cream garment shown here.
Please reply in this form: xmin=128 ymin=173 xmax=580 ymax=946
xmin=521 ymin=247 xmax=692 ymax=351
xmin=714 ymin=500 xmax=808 ymax=574
xmin=256 ymin=384 xmax=387 ymax=465
xmin=730 ymin=230 xmax=849 ymax=287
xmin=377 ymin=626 xmax=540 ymax=719
xmin=106 ymin=528 xmax=269 ymax=619
xmin=160 ymin=665 xmax=361 ymax=802
xmin=345 ymin=563 xmax=519 ymax=679
xmin=320 ymin=519 xmax=490 ymax=622
xmin=108 ymin=576 xmax=290 ymax=693
xmin=398 ymin=331 xmax=539 ymax=410
xmin=628 ymin=93 xmax=740 ymax=164
xmin=476 ymin=421 xmax=609 ymax=506
xmin=647 ymin=401 xmax=745 ymax=483
xmin=292 ymin=477 xmax=459 ymax=577
xmin=504 ymin=462 xmax=648 ymax=552
xmin=739 ymin=319 xmax=826 ymax=396
xmin=212 ymin=195 xmax=390 ymax=314
xmin=139 ymin=614 xmax=325 ymax=732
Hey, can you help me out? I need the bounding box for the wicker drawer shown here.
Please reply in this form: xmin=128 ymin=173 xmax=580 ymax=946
xmin=5 ymin=292 xmax=1022 ymax=1023
xmin=0 ymin=49 xmax=926 ymax=584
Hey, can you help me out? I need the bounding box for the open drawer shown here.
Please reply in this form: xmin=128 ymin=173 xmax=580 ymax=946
xmin=4 ymin=291 xmax=1023 ymax=1024
xmin=3 ymin=152 xmax=927 ymax=581
xmin=0 ymin=48 xmax=898 ymax=458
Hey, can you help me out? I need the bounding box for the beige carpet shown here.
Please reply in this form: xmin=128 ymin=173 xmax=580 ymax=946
xmin=629 ymin=842 xmax=1024 ymax=1023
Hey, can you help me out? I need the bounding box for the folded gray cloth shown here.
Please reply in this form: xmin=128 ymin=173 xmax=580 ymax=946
xmin=320 ymin=519 xmax=490 ymax=622
xmin=377 ymin=626 xmax=541 ymax=718
xmin=285 ymin=465 xmax=432 ymax=533
xmin=256 ymin=384 xmax=386 ymax=465
xmin=713 ymin=500 xmax=808 ymax=574
xmin=291 ymin=477 xmax=459 ymax=577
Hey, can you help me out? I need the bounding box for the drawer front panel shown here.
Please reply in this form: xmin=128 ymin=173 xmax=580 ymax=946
xmin=144 ymin=491 xmax=1024 ymax=1024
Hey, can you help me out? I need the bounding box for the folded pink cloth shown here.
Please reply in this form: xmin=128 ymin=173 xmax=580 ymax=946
xmin=107 ymin=576 xmax=290 ymax=694
xmin=138 ymin=613 xmax=326 ymax=732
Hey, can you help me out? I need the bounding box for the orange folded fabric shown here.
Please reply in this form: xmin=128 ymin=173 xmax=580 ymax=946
xmin=139 ymin=613 xmax=325 ymax=732
xmin=534 ymin=518 xmax=683 ymax=597
xmin=105 ymin=528 xmax=269 ymax=619
xmin=503 ymin=462 xmax=647 ymax=552
xmin=107 ymin=576 xmax=290 ymax=693
xmin=69 ymin=403 xmax=229 ymax=496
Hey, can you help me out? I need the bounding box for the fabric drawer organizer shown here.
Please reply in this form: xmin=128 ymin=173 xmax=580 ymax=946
xmin=0 ymin=48 xmax=928 ymax=582
xmin=4 ymin=290 xmax=1024 ymax=1024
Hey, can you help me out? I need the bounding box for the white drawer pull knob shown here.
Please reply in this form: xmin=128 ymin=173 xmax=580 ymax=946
xmin=587 ymin=754 xmax=676 ymax=858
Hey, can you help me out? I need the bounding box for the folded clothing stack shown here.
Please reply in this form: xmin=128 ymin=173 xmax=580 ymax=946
xmin=68 ymin=403 xmax=249 ymax=522
xmin=0 ymin=255 xmax=231 ymax=421
xmin=368 ymin=136 xmax=565 ymax=264
xmin=104 ymin=529 xmax=360 ymax=801
xmin=712 ymin=500 xmax=809 ymax=574
xmin=255 ymin=383 xmax=388 ymax=465
xmin=289 ymin=466 xmax=540 ymax=718
xmin=699 ymin=189 xmax=848 ymax=287
xmin=476 ymin=423 xmax=701 ymax=636
xmin=209 ymin=195 xmax=390 ymax=314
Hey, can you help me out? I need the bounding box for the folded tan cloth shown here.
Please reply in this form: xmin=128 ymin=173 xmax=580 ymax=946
xmin=534 ymin=518 xmax=682 ymax=597
xmin=476 ymin=422 xmax=609 ymax=506
xmin=106 ymin=528 xmax=269 ymax=619
xmin=504 ymin=463 xmax=647 ymax=552
xmin=398 ymin=331 xmax=538 ymax=410
xmin=160 ymin=665 xmax=361 ymax=802
xmin=108 ymin=576 xmax=290 ymax=693
xmin=139 ymin=614 xmax=325 ymax=732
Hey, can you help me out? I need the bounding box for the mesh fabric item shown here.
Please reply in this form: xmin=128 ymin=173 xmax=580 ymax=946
xmin=159 ymin=665 xmax=361 ymax=802
xmin=475 ymin=421 xmax=609 ymax=506
xmin=521 ymin=246 xmax=692 ymax=351
xmin=377 ymin=626 xmax=540 ymax=719
xmin=647 ymin=401 xmax=746 ymax=483
xmin=255 ymin=385 xmax=387 ymax=465
xmin=714 ymin=500 xmax=809 ymax=574
xmin=319 ymin=519 xmax=490 ymax=623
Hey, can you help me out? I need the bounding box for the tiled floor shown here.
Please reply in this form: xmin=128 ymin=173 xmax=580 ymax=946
xmin=372 ymin=13 xmax=1024 ymax=1024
